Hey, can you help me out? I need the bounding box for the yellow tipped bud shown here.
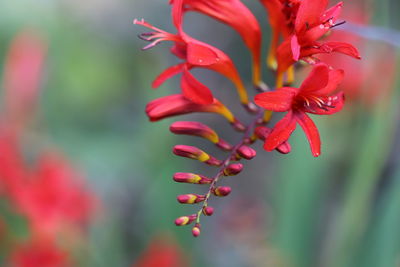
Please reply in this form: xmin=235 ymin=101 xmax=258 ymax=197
xmin=175 ymin=214 xmax=197 ymax=226
xmin=177 ymin=194 xmax=206 ymax=204
xmin=173 ymin=173 xmax=212 ymax=184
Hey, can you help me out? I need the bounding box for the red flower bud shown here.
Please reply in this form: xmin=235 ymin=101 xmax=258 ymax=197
xmin=177 ymin=194 xmax=206 ymax=204
xmin=192 ymin=223 xmax=201 ymax=237
xmin=254 ymin=126 xmax=272 ymax=141
xmin=237 ymin=145 xmax=256 ymax=160
xmin=213 ymin=186 xmax=231 ymax=197
xmin=276 ymin=141 xmax=291 ymax=154
xmin=173 ymin=145 xmax=210 ymax=161
xmin=170 ymin=121 xmax=219 ymax=143
xmin=173 ymin=145 xmax=222 ymax=166
xmin=173 ymin=173 xmax=212 ymax=184
xmin=202 ymin=206 xmax=214 ymax=216
xmin=146 ymin=94 xmax=235 ymax=123
xmin=223 ymin=163 xmax=243 ymax=176
xmin=175 ymin=214 xmax=197 ymax=226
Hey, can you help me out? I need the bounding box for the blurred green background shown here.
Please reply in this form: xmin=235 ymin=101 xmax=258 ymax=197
xmin=1 ymin=0 xmax=400 ymax=266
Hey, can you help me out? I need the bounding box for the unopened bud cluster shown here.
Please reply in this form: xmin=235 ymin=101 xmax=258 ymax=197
xmin=170 ymin=120 xmax=252 ymax=237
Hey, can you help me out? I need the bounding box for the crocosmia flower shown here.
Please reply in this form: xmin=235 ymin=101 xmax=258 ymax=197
xmin=137 ymin=0 xmax=361 ymax=236
xmin=145 ymin=94 xmax=245 ymax=130
xmin=133 ymin=236 xmax=187 ymax=267
xmin=134 ymin=1 xmax=248 ymax=105
xmin=12 ymin=153 xmax=95 ymax=236
xmin=255 ymin=63 xmax=344 ymax=157
xmin=276 ymin=0 xmax=360 ymax=82
xmin=10 ymin=237 xmax=69 ymax=267
xmin=171 ymin=0 xmax=262 ymax=85
xmin=260 ymin=0 xmax=300 ymax=69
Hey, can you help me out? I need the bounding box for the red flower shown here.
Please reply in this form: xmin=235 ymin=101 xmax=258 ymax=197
xmin=276 ymin=0 xmax=360 ymax=78
xmin=171 ymin=0 xmax=262 ymax=85
xmin=133 ymin=236 xmax=187 ymax=267
xmin=254 ymin=63 xmax=344 ymax=157
xmin=12 ymin=153 xmax=95 ymax=236
xmin=9 ymin=237 xmax=69 ymax=267
xmin=317 ymin=3 xmax=396 ymax=106
xmin=2 ymin=30 xmax=47 ymax=132
xmin=260 ymin=0 xmax=300 ymax=69
xmin=146 ymin=94 xmax=235 ymax=123
xmin=134 ymin=8 xmax=248 ymax=105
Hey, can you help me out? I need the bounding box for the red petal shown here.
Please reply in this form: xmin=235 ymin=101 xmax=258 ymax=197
xmin=314 ymin=69 xmax=344 ymax=96
xmin=181 ymin=68 xmax=213 ymax=104
xmin=301 ymin=42 xmax=361 ymax=60
xmin=321 ymin=2 xmax=343 ymax=23
xmin=323 ymin=42 xmax=361 ymax=59
xmin=295 ymin=112 xmax=321 ymax=157
xmin=291 ymin=35 xmax=301 ymax=61
xmin=300 ymin=63 xmax=329 ymax=93
xmin=183 ymin=0 xmax=261 ymax=66
xmin=172 ymin=0 xmax=184 ymax=31
xmin=301 ymin=25 xmax=329 ymax=43
xmin=276 ymin=39 xmax=295 ymax=73
xmin=187 ymin=42 xmax=218 ymax=66
xmin=260 ymin=0 xmax=285 ymax=28
xmin=170 ymin=43 xmax=187 ymax=59
xmin=152 ymin=63 xmax=185 ymax=88
xmin=254 ymin=87 xmax=297 ymax=112
xmin=264 ymin=111 xmax=297 ymax=151
xmin=295 ymin=0 xmax=328 ymax=33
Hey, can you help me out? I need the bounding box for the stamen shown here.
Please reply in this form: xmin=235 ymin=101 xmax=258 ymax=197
xmin=301 ymin=95 xmax=336 ymax=112
xmin=134 ymin=18 xmax=182 ymax=50
xmin=138 ymin=33 xmax=154 ymax=41
xmin=331 ymin=21 xmax=346 ymax=29
xmin=323 ymin=17 xmax=334 ymax=25
xmin=322 ymin=104 xmax=335 ymax=108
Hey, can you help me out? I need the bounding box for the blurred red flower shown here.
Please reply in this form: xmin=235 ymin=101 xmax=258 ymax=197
xmin=9 ymin=237 xmax=69 ymax=267
xmin=133 ymin=236 xmax=188 ymax=267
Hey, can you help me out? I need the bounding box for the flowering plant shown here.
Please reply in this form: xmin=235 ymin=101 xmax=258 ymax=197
xmin=136 ymin=0 xmax=360 ymax=236
xmin=0 ymin=30 xmax=96 ymax=265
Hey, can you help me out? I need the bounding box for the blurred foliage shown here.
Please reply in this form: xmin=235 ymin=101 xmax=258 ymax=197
xmin=0 ymin=0 xmax=399 ymax=266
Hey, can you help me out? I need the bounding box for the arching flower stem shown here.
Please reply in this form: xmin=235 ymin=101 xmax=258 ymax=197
xmin=195 ymin=108 xmax=265 ymax=224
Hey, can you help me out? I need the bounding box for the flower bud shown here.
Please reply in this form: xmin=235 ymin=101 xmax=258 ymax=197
xmin=213 ymin=186 xmax=231 ymax=197
xmin=254 ymin=126 xmax=271 ymax=141
xmin=146 ymin=94 xmax=235 ymax=123
xmin=192 ymin=223 xmax=201 ymax=237
xmin=177 ymin=194 xmax=206 ymax=204
xmin=173 ymin=173 xmax=212 ymax=184
xmin=175 ymin=214 xmax=197 ymax=226
xmin=170 ymin=121 xmax=219 ymax=143
xmin=173 ymin=145 xmax=209 ymax=161
xmin=223 ymin=163 xmax=243 ymax=176
xmin=237 ymin=145 xmax=256 ymax=160
xmin=276 ymin=141 xmax=291 ymax=154
xmin=202 ymin=206 xmax=214 ymax=216
xmin=173 ymin=145 xmax=222 ymax=166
